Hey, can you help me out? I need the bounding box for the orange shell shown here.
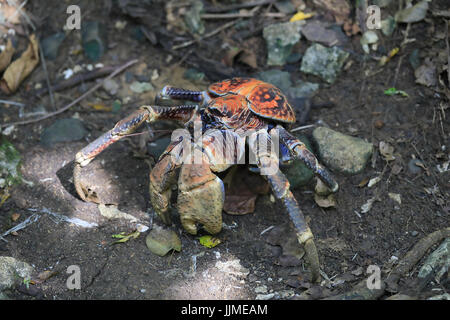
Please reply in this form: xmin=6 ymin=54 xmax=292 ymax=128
xmin=208 ymin=78 xmax=296 ymax=124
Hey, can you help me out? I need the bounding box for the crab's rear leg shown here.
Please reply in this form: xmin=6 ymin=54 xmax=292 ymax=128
xmin=74 ymin=105 xmax=198 ymax=201
xmin=249 ymin=129 xmax=321 ymax=282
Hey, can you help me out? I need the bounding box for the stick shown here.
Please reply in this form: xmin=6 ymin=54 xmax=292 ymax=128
xmin=34 ymin=65 xmax=117 ymax=97
xmin=205 ymin=0 xmax=276 ymax=13
xmin=385 ymin=227 xmax=450 ymax=292
xmin=172 ymin=19 xmax=240 ymax=50
xmin=1 ymin=59 xmax=138 ymax=127
xmin=201 ymin=12 xmax=285 ymax=19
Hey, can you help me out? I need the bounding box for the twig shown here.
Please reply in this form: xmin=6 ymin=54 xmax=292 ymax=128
xmin=1 ymin=59 xmax=138 ymax=127
xmin=385 ymin=227 xmax=450 ymax=292
xmin=201 ymin=12 xmax=285 ymax=19
xmin=34 ymin=65 xmax=118 ymax=97
xmin=172 ymin=19 xmax=240 ymax=50
xmin=38 ymin=38 xmax=56 ymax=110
xmin=392 ymin=23 xmax=411 ymax=87
xmin=205 ymin=0 xmax=276 ymax=13
xmin=290 ymin=124 xmax=315 ymax=132
xmin=445 ymin=20 xmax=449 ymax=87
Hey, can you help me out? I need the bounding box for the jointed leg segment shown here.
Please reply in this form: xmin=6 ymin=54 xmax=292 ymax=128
xmin=74 ymin=105 xmax=198 ymax=201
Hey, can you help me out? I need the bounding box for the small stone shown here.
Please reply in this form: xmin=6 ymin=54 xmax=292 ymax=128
xmin=312 ymin=126 xmax=373 ymax=174
xmin=255 ymin=293 xmax=275 ymax=300
xmin=374 ymin=120 xmax=384 ymax=129
xmin=0 ymin=257 xmax=34 ymax=292
xmin=256 ymin=70 xmax=292 ymax=93
xmin=40 ymin=118 xmax=87 ymax=147
xmin=145 ymin=226 xmax=181 ymax=256
xmin=41 ymin=32 xmax=66 ymax=60
xmin=254 ymin=285 xmax=268 ymax=294
xmin=82 ymin=21 xmax=107 ymax=62
xmin=102 ymin=79 xmax=119 ymax=95
xmin=281 ymin=134 xmax=314 ymax=188
xmin=130 ymin=81 xmax=153 ymax=93
xmin=410 ymin=231 xmax=419 ymax=237
xmin=300 ymin=43 xmax=349 ymax=84
xmin=263 ymin=21 xmax=303 ymax=66
xmin=183 ymin=68 xmax=205 ymax=82
xmin=407 ymin=159 xmax=423 ymax=174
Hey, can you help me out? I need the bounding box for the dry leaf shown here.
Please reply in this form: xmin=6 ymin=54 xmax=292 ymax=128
xmin=0 ymin=34 xmax=40 ymax=94
xmin=0 ymin=39 xmax=15 ymax=72
xmin=367 ymin=176 xmax=381 ymax=188
xmin=314 ymin=193 xmax=336 ymax=208
xmin=0 ymin=0 xmax=23 ymax=24
xmin=11 ymin=212 xmax=20 ymax=221
xmin=379 ymin=141 xmax=395 ymax=161
xmin=313 ymin=0 xmax=350 ymax=24
xmin=388 ymin=193 xmax=401 ymax=205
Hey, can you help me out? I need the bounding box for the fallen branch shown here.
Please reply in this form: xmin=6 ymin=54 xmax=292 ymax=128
xmin=172 ymin=19 xmax=240 ymax=50
xmin=201 ymin=12 xmax=285 ymax=19
xmin=34 ymin=65 xmax=118 ymax=97
xmin=385 ymin=227 xmax=450 ymax=292
xmin=205 ymin=0 xmax=276 ymax=13
xmin=1 ymin=59 xmax=138 ymax=127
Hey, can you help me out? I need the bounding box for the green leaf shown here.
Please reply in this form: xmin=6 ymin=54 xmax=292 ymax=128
xmin=384 ymin=87 xmax=409 ymax=97
xmin=198 ymin=235 xmax=221 ymax=248
xmin=111 ymin=230 xmax=140 ymax=244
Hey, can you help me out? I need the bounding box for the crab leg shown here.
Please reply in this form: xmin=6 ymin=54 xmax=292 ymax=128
xmin=158 ymin=86 xmax=209 ymax=104
xmin=249 ymin=130 xmax=321 ymax=282
xmin=74 ymin=105 xmax=198 ymax=201
xmin=275 ymin=125 xmax=339 ymax=193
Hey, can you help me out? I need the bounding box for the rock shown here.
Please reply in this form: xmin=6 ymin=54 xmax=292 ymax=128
xmin=255 ymin=293 xmax=275 ymax=300
xmin=0 ymin=137 xmax=22 ymax=187
xmin=184 ymin=0 xmax=205 ymax=35
xmin=418 ymin=238 xmax=449 ymax=283
xmin=256 ymin=70 xmax=319 ymax=100
xmin=215 ymin=259 xmax=249 ymax=278
xmin=41 ymin=32 xmax=66 ymax=60
xmin=130 ymin=81 xmax=153 ymax=93
xmin=0 ymin=257 xmax=34 ymax=293
xmin=300 ymin=43 xmax=349 ymax=84
xmin=288 ymin=81 xmax=319 ymax=99
xmin=183 ymin=68 xmax=205 ymax=82
xmin=81 ymin=21 xmax=107 ymax=61
xmin=40 ymin=118 xmax=88 ymax=147
xmin=98 ymin=204 xmax=137 ymax=222
xmin=395 ymin=0 xmax=429 ymax=23
xmin=145 ymin=225 xmax=181 ymax=257
xmin=102 ymin=79 xmax=119 ymax=95
xmin=263 ymin=21 xmax=303 ymax=66
xmin=407 ymin=159 xmax=423 ymax=174
xmin=256 ymin=70 xmax=292 ymax=93
xmin=381 ymin=16 xmax=396 ymax=36
xmin=360 ymin=31 xmax=379 ymax=54
xmin=428 ymin=293 xmax=450 ymax=300
xmin=148 ymin=136 xmax=172 ymax=159
xmin=254 ymin=285 xmax=268 ymax=294
xmin=280 ymin=134 xmax=314 ymax=188
xmin=301 ymin=20 xmax=347 ymax=47
xmin=312 ymin=127 xmax=373 ymax=174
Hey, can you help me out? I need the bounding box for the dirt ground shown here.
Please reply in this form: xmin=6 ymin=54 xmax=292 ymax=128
xmin=0 ymin=0 xmax=449 ymax=300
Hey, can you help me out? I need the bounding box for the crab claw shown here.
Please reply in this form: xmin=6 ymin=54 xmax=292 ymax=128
xmin=177 ymin=154 xmax=225 ymax=235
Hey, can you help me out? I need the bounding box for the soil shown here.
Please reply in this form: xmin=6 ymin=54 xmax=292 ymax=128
xmin=0 ymin=0 xmax=449 ymax=300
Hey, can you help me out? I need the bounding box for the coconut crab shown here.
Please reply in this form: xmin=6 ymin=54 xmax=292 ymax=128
xmin=73 ymin=77 xmax=338 ymax=282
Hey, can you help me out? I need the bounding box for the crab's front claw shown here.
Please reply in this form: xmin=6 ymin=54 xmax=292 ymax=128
xmin=177 ymin=155 xmax=224 ymax=235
